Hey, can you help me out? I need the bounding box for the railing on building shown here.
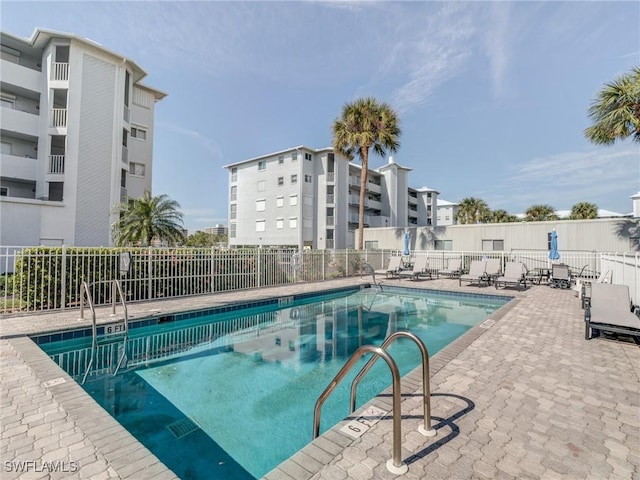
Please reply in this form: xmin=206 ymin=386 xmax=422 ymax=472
xmin=326 ymin=172 xmax=335 ymax=182
xmin=48 ymin=155 xmax=65 ymax=174
xmin=0 ymin=246 xmax=637 ymax=316
xmin=52 ymin=62 xmax=69 ymax=81
xmin=326 ymin=194 xmax=334 ymax=204
xmin=326 ymin=216 xmax=334 ymax=226
xmin=120 ymin=187 xmax=128 ymax=202
xmin=123 ymin=106 xmax=130 ymax=124
xmin=52 ymin=108 xmax=67 ymax=127
xmin=121 ymin=145 xmax=128 ymax=164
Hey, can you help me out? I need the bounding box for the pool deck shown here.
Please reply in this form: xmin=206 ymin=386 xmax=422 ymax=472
xmin=1 ymin=277 xmax=639 ymax=479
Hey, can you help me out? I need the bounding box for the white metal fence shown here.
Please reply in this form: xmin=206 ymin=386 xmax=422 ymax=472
xmin=1 ymin=246 xmax=638 ymax=316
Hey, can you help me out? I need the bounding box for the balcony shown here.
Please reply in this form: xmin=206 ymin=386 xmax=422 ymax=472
xmin=1 ymin=59 xmax=41 ymax=92
xmin=48 ymin=155 xmax=65 ymax=174
xmin=0 ymin=153 xmax=37 ymax=180
xmin=52 ymin=62 xmax=69 ymax=81
xmin=326 ymin=194 xmax=334 ymax=204
xmin=326 ymin=216 xmax=334 ymax=227
xmin=349 ymin=194 xmax=359 ymax=205
xmin=366 ymin=197 xmax=382 ymax=210
xmin=326 ymin=172 xmax=335 ymax=183
xmin=1 ymin=108 xmax=39 ymax=136
xmin=366 ymin=181 xmax=382 ymax=194
xmin=349 ymin=176 xmax=360 ymax=187
xmin=408 ymin=195 xmax=418 ymax=205
xmin=51 ymin=109 xmax=67 ymax=128
xmin=120 ymin=187 xmax=128 ymax=202
xmin=123 ymin=106 xmax=130 ymax=124
xmin=122 ymin=146 xmax=128 ymax=165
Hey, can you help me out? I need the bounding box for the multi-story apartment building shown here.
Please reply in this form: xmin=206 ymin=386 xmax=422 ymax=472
xmin=436 ymin=199 xmax=459 ymax=226
xmin=205 ymin=224 xmax=228 ymax=236
xmin=224 ymin=146 xmax=438 ymax=249
xmin=0 ymin=28 xmax=166 ymax=246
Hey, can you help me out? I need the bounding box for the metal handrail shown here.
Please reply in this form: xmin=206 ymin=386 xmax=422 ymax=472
xmin=80 ymin=280 xmax=129 ymax=383
xmin=313 ymin=345 xmax=407 ymax=474
xmin=350 ymin=331 xmax=436 ymax=437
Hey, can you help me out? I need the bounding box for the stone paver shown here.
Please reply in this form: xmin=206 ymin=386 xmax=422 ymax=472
xmin=1 ymin=278 xmax=639 ymax=479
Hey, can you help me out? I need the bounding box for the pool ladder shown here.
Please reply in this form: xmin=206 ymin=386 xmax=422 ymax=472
xmin=79 ymin=280 xmax=130 ymax=384
xmin=313 ymin=331 xmax=436 ymax=475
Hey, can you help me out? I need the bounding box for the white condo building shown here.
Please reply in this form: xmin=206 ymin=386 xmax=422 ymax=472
xmin=0 ymin=28 xmax=166 ymax=246
xmin=436 ymin=199 xmax=459 ymax=226
xmin=225 ymin=146 xmax=438 ymax=249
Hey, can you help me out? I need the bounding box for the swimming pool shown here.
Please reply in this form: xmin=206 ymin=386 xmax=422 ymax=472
xmin=34 ymin=286 xmax=509 ymax=479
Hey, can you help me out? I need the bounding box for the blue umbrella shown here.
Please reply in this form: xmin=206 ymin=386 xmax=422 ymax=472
xmin=548 ymin=229 xmax=560 ymax=261
xmin=403 ymin=231 xmax=411 ymax=256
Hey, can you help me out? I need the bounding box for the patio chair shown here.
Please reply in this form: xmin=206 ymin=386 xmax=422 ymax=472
xmin=579 ymin=270 xmax=613 ymax=309
xmin=459 ymin=260 xmax=488 ymax=287
xmin=494 ymin=262 xmax=526 ymax=290
xmin=438 ymin=258 xmax=462 ymax=278
xmin=398 ymin=255 xmax=432 ymax=281
xmin=550 ymin=264 xmax=571 ymax=289
xmin=484 ymin=258 xmax=502 ymax=285
xmin=374 ymin=256 xmax=402 ymax=279
xmin=585 ymin=282 xmax=640 ymax=341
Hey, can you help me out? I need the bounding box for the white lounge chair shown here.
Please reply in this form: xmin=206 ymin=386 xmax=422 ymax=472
xmin=438 ymin=258 xmax=462 ymax=278
xmin=374 ymin=256 xmax=402 ymax=278
xmin=485 ymin=258 xmax=502 ymax=284
xmin=459 ymin=260 xmax=487 ymax=287
xmin=585 ymin=283 xmax=640 ymax=341
xmin=494 ymin=262 xmax=526 ymax=290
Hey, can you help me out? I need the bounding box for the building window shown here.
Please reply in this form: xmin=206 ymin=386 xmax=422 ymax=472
xmin=276 ymin=218 xmax=284 ymax=229
xmin=230 ymin=223 xmax=236 ymax=238
xmin=276 ymin=196 xmax=284 ymax=207
xmin=482 ymin=239 xmax=504 ymax=251
xmin=292 ymin=152 xmax=298 ymax=161
xmin=230 ymin=185 xmax=237 ymax=201
xmin=364 ymin=241 xmax=379 ymax=250
xmin=231 ymin=168 xmax=237 ymax=182
xmin=305 ymin=175 xmax=312 ymax=183
xmin=122 ymin=128 xmax=128 ymax=147
xmin=289 ymin=217 xmax=298 ymax=229
xmin=230 ymin=204 xmax=237 ymax=219
xmin=434 ymin=240 xmax=453 ymax=251
xmin=256 ymin=220 xmax=266 ymax=232
xmin=278 ymin=155 xmax=284 ymax=164
xmin=258 ymin=160 xmax=266 ymax=170
xmin=0 ymin=187 xmax=8 ymax=196
xmin=0 ymin=94 xmax=15 ymax=109
xmin=305 ymin=153 xmax=312 ymax=161
xmin=131 ymin=126 xmax=147 ymax=140
xmin=129 ymin=162 xmax=145 ymax=176
xmin=290 ymin=195 xmax=298 ymax=206
xmin=257 ymin=180 xmax=265 ymax=191
xmin=291 ymin=174 xmax=297 ymax=184
xmin=277 ymin=177 xmax=284 ymax=186
xmin=256 ymin=199 xmax=266 ymax=212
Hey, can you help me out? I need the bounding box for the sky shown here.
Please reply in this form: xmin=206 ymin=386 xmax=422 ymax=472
xmin=3 ymin=1 xmax=639 ymax=233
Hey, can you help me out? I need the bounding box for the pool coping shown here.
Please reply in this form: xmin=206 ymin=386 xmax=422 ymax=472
xmin=1 ymin=279 xmax=518 ymax=480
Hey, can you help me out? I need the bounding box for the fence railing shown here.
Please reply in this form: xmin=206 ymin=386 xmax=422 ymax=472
xmin=0 ymin=246 xmax=638 ymax=316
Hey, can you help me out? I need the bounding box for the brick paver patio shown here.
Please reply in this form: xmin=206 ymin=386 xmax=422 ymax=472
xmin=1 ymin=278 xmax=639 ymax=479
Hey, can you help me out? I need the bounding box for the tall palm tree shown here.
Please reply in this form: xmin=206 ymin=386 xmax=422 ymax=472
xmin=569 ymin=202 xmax=598 ymax=220
xmin=112 ymin=191 xmax=184 ymax=246
xmin=455 ymin=197 xmax=490 ymax=224
xmin=584 ymin=66 xmax=640 ymax=145
xmin=491 ymin=209 xmax=518 ymax=223
xmin=332 ymin=97 xmax=401 ymax=249
xmin=525 ymin=204 xmax=558 ymax=222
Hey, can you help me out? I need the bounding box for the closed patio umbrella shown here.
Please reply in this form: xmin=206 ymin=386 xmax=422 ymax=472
xmin=403 ymin=231 xmax=411 ymax=256
xmin=549 ymin=229 xmax=560 ymax=261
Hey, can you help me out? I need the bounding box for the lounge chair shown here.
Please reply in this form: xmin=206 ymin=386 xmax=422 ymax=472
xmin=550 ymin=264 xmax=571 ymax=289
xmin=438 ymin=258 xmax=462 ymax=278
xmin=398 ymin=255 xmax=432 ymax=281
xmin=484 ymin=258 xmax=502 ymax=285
xmin=459 ymin=260 xmax=487 ymax=287
xmin=579 ymin=270 xmax=613 ymax=308
xmin=374 ymin=256 xmax=402 ymax=279
xmin=494 ymin=262 xmax=526 ymax=290
xmin=585 ymin=282 xmax=640 ymax=341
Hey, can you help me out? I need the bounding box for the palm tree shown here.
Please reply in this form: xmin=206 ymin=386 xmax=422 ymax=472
xmin=455 ymin=197 xmax=490 ymax=224
xmin=525 ymin=204 xmax=558 ymax=222
xmin=584 ymin=66 xmax=640 ymax=145
xmin=569 ymin=202 xmax=598 ymax=220
xmin=112 ymin=191 xmax=184 ymax=246
xmin=491 ymin=209 xmax=518 ymax=223
xmin=332 ymin=97 xmax=401 ymax=249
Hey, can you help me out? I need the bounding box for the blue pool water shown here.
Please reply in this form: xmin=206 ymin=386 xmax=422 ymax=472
xmin=36 ymin=286 xmax=509 ymax=479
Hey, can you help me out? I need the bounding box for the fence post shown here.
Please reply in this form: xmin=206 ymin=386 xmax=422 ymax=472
xmin=61 ymin=245 xmax=67 ymax=310
xmin=148 ymin=246 xmax=153 ymax=300
xmin=210 ymin=246 xmax=215 ymax=294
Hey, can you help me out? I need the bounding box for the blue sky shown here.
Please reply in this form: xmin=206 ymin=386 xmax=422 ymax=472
xmin=3 ymin=1 xmax=639 ymax=232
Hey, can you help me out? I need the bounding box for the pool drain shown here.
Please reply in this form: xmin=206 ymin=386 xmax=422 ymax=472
xmin=167 ymin=418 xmax=200 ymax=439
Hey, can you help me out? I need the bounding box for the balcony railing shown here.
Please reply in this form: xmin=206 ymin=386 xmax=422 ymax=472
xmin=52 ymin=109 xmax=67 ymax=127
xmin=48 ymin=155 xmax=65 ymax=174
xmin=122 ymin=146 xmax=128 ymax=164
xmin=123 ymin=106 xmax=130 ymax=123
xmin=120 ymin=187 xmax=128 ymax=202
xmin=326 ymin=216 xmax=334 ymax=226
xmin=52 ymin=62 xmax=69 ymax=81
xmin=326 ymin=172 xmax=335 ymax=182
xmin=326 ymin=194 xmax=334 ymax=204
